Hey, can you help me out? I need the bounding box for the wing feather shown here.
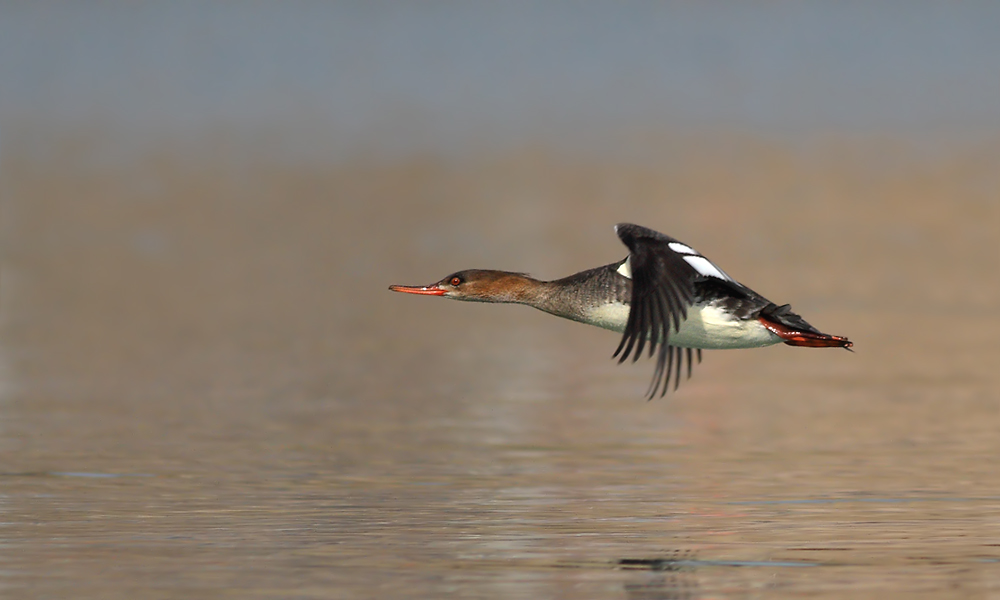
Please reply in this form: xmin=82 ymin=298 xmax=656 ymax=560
xmin=614 ymin=223 xmax=711 ymax=397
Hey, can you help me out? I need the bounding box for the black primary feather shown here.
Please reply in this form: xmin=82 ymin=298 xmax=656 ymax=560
xmin=612 ymin=223 xmax=708 ymax=398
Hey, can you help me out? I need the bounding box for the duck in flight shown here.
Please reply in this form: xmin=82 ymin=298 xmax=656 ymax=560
xmin=390 ymin=223 xmax=852 ymax=397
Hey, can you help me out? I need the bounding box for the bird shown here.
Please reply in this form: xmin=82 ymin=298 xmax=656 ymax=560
xmin=389 ymin=223 xmax=852 ymax=397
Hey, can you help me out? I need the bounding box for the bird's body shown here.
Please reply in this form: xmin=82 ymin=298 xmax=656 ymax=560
xmin=390 ymin=223 xmax=851 ymax=396
xmin=532 ymin=259 xmax=782 ymax=349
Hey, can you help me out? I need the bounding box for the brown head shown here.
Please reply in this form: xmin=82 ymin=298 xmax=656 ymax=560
xmin=389 ymin=269 xmax=540 ymax=303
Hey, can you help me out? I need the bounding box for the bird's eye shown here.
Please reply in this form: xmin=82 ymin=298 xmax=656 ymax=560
xmin=449 ymin=276 xmax=463 ymax=286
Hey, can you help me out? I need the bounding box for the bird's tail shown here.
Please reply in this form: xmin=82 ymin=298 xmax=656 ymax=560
xmin=758 ymin=315 xmax=853 ymax=349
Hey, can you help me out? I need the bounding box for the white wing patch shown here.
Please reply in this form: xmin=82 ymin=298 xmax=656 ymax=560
xmin=616 ymin=256 xmax=632 ymax=279
xmin=668 ymin=242 xmax=697 ymax=255
xmin=683 ymin=255 xmax=733 ymax=281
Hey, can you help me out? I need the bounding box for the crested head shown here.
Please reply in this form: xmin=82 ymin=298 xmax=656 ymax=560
xmin=389 ymin=269 xmax=540 ymax=303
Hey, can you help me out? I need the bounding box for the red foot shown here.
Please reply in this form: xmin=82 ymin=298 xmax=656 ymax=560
xmin=759 ymin=317 xmax=853 ymax=349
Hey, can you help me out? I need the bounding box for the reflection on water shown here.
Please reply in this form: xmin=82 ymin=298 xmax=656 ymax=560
xmin=624 ymin=573 xmax=697 ymax=600
xmin=1 ymin=139 xmax=999 ymax=597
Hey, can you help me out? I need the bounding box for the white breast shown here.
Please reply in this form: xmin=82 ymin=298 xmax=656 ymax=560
xmin=669 ymin=305 xmax=781 ymax=349
xmin=584 ymin=301 xmax=632 ymax=332
xmin=583 ymin=303 xmax=781 ymax=349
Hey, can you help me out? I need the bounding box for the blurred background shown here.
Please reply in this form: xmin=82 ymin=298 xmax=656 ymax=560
xmin=2 ymin=3 xmax=999 ymax=598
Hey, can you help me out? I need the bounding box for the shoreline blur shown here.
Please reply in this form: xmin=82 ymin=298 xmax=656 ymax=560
xmin=4 ymin=129 xmax=997 ymax=398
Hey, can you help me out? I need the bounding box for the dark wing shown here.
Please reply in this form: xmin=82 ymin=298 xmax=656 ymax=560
xmin=612 ymin=223 xmax=721 ymax=397
xmin=759 ymin=302 xmax=821 ymax=334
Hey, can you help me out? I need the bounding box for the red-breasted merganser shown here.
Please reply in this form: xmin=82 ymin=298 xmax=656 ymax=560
xmin=390 ymin=223 xmax=852 ymax=397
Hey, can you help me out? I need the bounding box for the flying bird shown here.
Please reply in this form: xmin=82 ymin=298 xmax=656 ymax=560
xmin=390 ymin=223 xmax=851 ymax=397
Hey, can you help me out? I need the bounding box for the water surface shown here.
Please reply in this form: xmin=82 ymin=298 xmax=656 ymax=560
xmin=2 ymin=142 xmax=999 ymax=597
